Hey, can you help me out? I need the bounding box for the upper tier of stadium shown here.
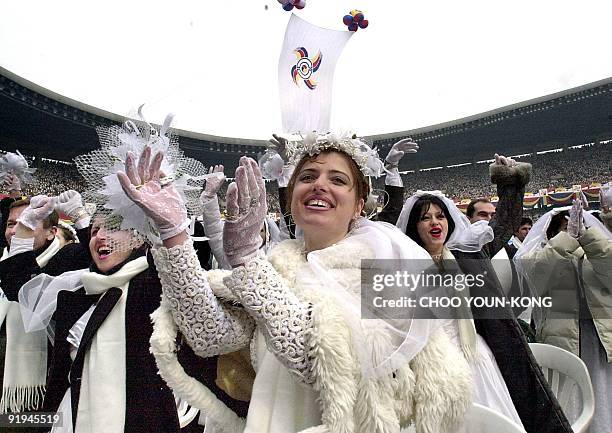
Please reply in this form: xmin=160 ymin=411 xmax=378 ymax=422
xmin=1 ymin=65 xmax=611 ymax=174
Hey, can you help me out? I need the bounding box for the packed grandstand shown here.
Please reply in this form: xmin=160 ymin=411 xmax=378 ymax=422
xmin=3 ymin=140 xmax=610 ymax=219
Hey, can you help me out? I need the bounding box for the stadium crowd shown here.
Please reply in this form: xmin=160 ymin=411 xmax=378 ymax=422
xmin=4 ymin=142 xmax=610 ymax=208
xmin=398 ymin=142 xmax=611 ymax=200
xmin=0 ymin=131 xmax=610 ymax=433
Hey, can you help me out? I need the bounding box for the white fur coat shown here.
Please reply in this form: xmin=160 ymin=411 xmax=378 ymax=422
xmin=153 ymin=238 xmax=474 ymax=433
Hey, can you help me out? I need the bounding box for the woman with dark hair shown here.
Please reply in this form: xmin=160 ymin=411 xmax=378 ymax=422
xmin=125 ymin=133 xmax=537 ymax=433
xmin=403 ymin=194 xmax=456 ymax=259
xmin=397 ymin=191 xmax=572 ymax=433
xmin=545 ymin=210 xmax=569 ymax=240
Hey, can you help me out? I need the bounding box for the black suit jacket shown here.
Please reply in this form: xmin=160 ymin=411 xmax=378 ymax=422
xmin=0 ymin=226 xmax=92 ymax=302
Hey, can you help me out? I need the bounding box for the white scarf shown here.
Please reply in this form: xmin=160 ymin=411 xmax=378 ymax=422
xmin=441 ymin=247 xmax=479 ymax=362
xmin=54 ymin=255 xmax=148 ymax=433
xmin=0 ymin=237 xmax=61 ymax=413
xmin=509 ymin=235 xmax=522 ymax=250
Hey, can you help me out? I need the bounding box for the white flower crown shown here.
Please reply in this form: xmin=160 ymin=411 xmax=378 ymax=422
xmin=74 ymin=112 xmax=207 ymax=246
xmin=285 ymin=132 xmax=386 ymax=178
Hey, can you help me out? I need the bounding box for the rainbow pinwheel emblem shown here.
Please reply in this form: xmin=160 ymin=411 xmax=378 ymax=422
xmin=291 ymin=47 xmax=322 ymax=90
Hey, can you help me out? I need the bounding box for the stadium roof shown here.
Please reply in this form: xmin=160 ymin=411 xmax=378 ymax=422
xmin=3 ymin=1 xmax=612 ymax=139
xmin=1 ymin=66 xmax=611 ymax=172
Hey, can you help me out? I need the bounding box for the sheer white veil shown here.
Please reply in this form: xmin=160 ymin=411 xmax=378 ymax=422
xmin=19 ymin=269 xmax=87 ymax=342
xmin=303 ymin=217 xmax=442 ymax=378
xmin=396 ymin=191 xmax=493 ymax=253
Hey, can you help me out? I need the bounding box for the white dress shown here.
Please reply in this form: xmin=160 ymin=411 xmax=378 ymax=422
xmin=440 ymin=320 xmax=523 ymax=427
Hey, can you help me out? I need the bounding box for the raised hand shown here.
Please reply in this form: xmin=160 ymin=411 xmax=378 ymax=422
xmin=3 ymin=172 xmax=21 ymax=193
xmin=56 ymin=190 xmax=88 ymax=222
xmin=493 ymin=153 xmax=517 ymax=167
xmin=600 ymin=182 xmax=611 ymax=212
xmin=117 ymin=146 xmax=189 ymax=241
xmin=567 ymin=200 xmax=585 ymax=239
xmin=386 ymin=137 xmax=419 ymax=166
xmin=269 ymin=134 xmax=289 ymax=161
xmin=17 ymin=195 xmax=56 ymax=230
xmin=201 ymin=165 xmax=226 ymax=201
xmin=223 ymin=157 xmax=267 ymax=267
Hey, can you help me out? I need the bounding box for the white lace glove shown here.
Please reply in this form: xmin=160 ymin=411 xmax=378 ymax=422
xmin=269 ymin=133 xmax=288 ymax=161
xmin=386 ymin=137 xmax=418 ymax=166
xmin=567 ymin=200 xmax=585 ymax=239
xmin=3 ymin=172 xmax=21 ymax=193
xmin=493 ymin=153 xmax=517 ymax=167
xmin=600 ymin=182 xmax=611 ymax=212
xmin=56 ymin=189 xmax=89 ymax=223
xmin=117 ymin=146 xmax=189 ymax=240
xmin=223 ymin=157 xmax=267 ymax=267
xmin=16 ymin=195 xmax=56 ymax=230
xmin=200 ymin=165 xmax=226 ymax=201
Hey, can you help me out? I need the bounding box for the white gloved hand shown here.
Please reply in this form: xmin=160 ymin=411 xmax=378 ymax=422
xmin=493 ymin=153 xmax=517 ymax=167
xmin=201 ymin=165 xmax=226 ymax=201
xmin=386 ymin=138 xmax=418 ymax=166
xmin=600 ymin=182 xmax=611 ymax=212
xmin=16 ymin=195 xmax=56 ymax=230
xmin=56 ymin=190 xmax=86 ymax=219
xmin=223 ymin=157 xmax=267 ymax=267
xmin=566 ymin=200 xmax=585 ymax=239
xmin=3 ymin=172 xmax=21 ymax=192
xmin=269 ymin=134 xmax=288 ymax=161
xmin=117 ymin=146 xmax=189 ymax=240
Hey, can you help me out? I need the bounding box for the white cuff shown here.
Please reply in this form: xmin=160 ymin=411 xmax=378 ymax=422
xmin=74 ymin=216 xmax=91 ymax=230
xmin=159 ymin=219 xmax=191 ymax=241
xmin=385 ymin=168 xmax=403 ymax=187
xmin=8 ymin=237 xmax=35 ymax=257
xmin=278 ymin=165 xmax=295 ymax=188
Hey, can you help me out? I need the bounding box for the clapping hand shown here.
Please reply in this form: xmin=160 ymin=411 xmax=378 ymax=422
xmin=117 ymin=146 xmax=189 ymax=241
xmin=223 ymin=157 xmax=267 ymax=267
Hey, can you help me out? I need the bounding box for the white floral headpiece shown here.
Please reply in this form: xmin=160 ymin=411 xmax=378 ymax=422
xmin=285 ymin=131 xmax=385 ymax=178
xmin=74 ymin=111 xmax=207 ymax=248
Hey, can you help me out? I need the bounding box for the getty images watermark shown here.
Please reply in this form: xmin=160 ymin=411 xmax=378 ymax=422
xmin=360 ymin=259 xmax=556 ymax=320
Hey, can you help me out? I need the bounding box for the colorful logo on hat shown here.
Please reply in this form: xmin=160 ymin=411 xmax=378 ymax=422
xmin=291 ymin=47 xmax=322 ymax=90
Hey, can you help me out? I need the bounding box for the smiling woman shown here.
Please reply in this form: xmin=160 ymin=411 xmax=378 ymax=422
xmin=136 ymin=130 xmax=570 ymax=432
xmin=287 ymin=150 xmax=367 ymax=252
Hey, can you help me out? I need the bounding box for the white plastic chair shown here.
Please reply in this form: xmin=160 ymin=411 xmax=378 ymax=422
xmin=529 ymin=342 xmax=595 ymax=433
xmin=464 ymin=403 xmax=527 ymax=433
xmin=400 ymin=403 xmax=526 ymax=433
xmin=175 ymin=395 xmax=200 ymax=428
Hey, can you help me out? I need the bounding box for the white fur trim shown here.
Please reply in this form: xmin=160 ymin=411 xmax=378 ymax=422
xmin=207 ymin=269 xmax=237 ymax=302
xmin=411 ymin=327 xmax=472 ymax=433
xmin=489 ymin=162 xmax=532 ymax=186
xmin=150 ymin=302 xmax=246 ymax=433
xmin=308 ymin=294 xmax=357 ymax=433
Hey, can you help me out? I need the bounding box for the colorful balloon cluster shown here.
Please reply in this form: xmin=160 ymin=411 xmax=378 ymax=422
xmin=277 ymin=0 xmax=305 ymax=11
xmin=343 ymin=9 xmax=368 ymax=31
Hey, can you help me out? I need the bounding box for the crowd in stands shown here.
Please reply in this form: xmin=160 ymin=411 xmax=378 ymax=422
xmin=21 ymin=160 xmax=87 ymax=197
xmin=0 ymin=132 xmax=610 ymax=433
xmin=3 ymin=142 xmax=610 ymax=208
xmin=396 ymin=142 xmax=611 ymax=200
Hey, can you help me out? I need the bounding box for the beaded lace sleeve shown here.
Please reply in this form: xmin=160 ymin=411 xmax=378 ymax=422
xmin=225 ymin=256 xmax=315 ymax=384
xmin=153 ymin=241 xmax=255 ymax=358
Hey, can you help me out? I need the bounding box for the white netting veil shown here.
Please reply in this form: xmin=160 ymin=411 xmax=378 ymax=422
xmin=74 ymin=113 xmax=207 ymax=251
